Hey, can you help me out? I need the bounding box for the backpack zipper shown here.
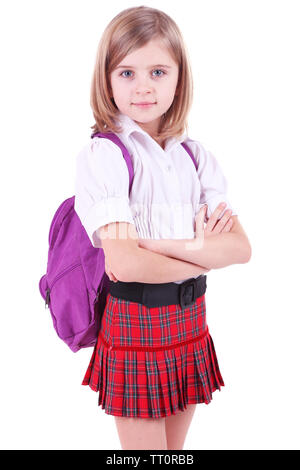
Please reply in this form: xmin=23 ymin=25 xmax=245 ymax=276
xmin=94 ymin=285 xmax=101 ymax=305
xmin=44 ymin=262 xmax=81 ymax=309
xmin=45 ymin=288 xmax=51 ymax=309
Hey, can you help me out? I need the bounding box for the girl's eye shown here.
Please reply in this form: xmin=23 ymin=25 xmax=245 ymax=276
xmin=120 ymin=69 xmax=166 ymax=78
xmin=152 ymin=69 xmax=165 ymax=77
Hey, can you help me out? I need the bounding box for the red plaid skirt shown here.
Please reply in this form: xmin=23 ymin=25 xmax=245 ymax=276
xmin=82 ymin=291 xmax=224 ymax=418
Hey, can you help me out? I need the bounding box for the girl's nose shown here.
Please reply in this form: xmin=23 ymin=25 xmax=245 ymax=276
xmin=135 ymin=77 xmax=154 ymax=92
xmin=135 ymin=86 xmax=153 ymax=94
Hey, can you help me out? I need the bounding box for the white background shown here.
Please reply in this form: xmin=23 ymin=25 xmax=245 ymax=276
xmin=0 ymin=0 xmax=299 ymax=450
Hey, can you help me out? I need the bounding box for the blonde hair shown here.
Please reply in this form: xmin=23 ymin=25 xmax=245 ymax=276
xmin=90 ymin=6 xmax=194 ymax=141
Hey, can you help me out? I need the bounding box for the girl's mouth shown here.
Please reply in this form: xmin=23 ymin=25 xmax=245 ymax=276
xmin=133 ymin=102 xmax=156 ymax=108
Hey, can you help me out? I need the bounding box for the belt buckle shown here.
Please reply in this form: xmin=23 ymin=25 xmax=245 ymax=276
xmin=179 ymin=279 xmax=197 ymax=309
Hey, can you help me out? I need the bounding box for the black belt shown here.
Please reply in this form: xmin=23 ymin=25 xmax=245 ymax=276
xmin=109 ymin=275 xmax=207 ymax=309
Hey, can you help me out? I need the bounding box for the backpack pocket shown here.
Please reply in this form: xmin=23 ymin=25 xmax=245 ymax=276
xmin=44 ymin=262 xmax=93 ymax=342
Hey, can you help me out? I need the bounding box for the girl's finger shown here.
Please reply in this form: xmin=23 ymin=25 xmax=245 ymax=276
xmin=195 ymin=206 xmax=206 ymax=237
xmin=205 ymin=203 xmax=227 ymax=232
xmin=105 ymin=264 xmax=113 ymax=281
xmin=213 ymin=209 xmax=232 ymax=233
xmin=195 ymin=205 xmax=206 ymax=223
xmin=222 ymin=217 xmax=233 ymax=232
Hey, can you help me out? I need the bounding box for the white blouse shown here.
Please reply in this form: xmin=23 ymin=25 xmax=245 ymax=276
xmin=74 ymin=111 xmax=237 ymax=284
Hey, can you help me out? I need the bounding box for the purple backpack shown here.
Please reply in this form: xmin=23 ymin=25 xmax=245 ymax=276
xmin=38 ymin=132 xmax=198 ymax=352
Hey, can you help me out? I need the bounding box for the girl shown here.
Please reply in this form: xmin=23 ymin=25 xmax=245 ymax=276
xmin=74 ymin=6 xmax=251 ymax=450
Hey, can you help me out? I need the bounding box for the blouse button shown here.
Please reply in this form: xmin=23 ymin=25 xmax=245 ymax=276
xmin=166 ymin=165 xmax=172 ymax=172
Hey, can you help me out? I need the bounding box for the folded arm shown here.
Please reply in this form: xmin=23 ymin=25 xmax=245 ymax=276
xmin=99 ymin=222 xmax=210 ymax=284
xmin=138 ymin=216 xmax=252 ymax=270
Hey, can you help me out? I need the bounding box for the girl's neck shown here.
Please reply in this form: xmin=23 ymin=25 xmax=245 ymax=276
xmin=154 ymin=138 xmax=166 ymax=150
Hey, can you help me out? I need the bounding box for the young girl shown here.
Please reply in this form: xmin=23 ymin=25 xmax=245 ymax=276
xmin=74 ymin=6 xmax=251 ymax=450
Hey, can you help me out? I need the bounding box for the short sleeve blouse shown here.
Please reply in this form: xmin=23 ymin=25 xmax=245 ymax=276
xmin=74 ymin=138 xmax=134 ymax=249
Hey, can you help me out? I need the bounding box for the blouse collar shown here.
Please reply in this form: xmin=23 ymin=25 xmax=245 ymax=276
xmin=114 ymin=111 xmax=188 ymax=153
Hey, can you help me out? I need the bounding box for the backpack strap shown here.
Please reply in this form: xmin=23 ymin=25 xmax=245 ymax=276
xmin=91 ymin=132 xmax=135 ymax=194
xmin=91 ymin=132 xmax=198 ymax=195
xmin=181 ymin=141 xmax=198 ymax=170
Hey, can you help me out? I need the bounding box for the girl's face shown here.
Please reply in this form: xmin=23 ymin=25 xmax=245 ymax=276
xmin=110 ymin=38 xmax=179 ymax=140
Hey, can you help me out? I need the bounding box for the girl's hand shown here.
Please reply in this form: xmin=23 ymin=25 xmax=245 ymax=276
xmin=105 ymin=259 xmax=119 ymax=282
xmin=195 ymin=203 xmax=233 ymax=240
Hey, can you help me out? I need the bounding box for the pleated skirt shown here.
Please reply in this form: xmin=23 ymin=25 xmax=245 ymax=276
xmin=82 ymin=290 xmax=224 ymax=418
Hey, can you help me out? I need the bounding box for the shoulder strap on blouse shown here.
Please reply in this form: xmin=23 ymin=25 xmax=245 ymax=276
xmin=181 ymin=141 xmax=198 ymax=170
